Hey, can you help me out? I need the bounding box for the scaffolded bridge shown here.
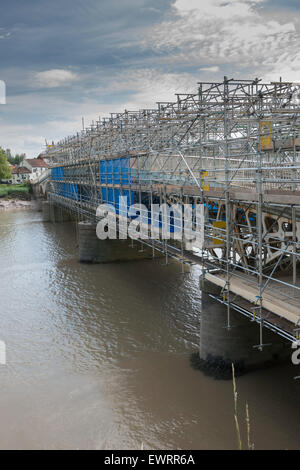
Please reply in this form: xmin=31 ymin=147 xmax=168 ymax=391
xmin=45 ymin=77 xmax=300 ymax=349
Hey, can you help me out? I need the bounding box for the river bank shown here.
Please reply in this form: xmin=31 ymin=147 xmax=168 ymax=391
xmin=0 ymin=198 xmax=38 ymax=211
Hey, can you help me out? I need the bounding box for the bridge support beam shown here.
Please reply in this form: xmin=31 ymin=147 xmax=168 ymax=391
xmin=196 ymin=279 xmax=289 ymax=379
xmin=78 ymin=221 xmax=154 ymax=263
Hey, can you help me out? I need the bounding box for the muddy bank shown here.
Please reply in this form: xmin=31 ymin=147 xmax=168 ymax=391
xmin=0 ymin=199 xmax=39 ymax=211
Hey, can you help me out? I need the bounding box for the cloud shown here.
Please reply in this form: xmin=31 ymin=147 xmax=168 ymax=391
xmin=0 ymin=0 xmax=172 ymax=69
xmin=0 ymin=81 xmax=6 ymax=104
xmin=34 ymin=69 xmax=79 ymax=88
xmin=174 ymin=0 xmax=265 ymax=19
xmin=199 ymin=66 xmax=220 ymax=73
xmin=263 ymin=52 xmax=300 ymax=82
xmin=106 ymin=68 xmax=197 ymax=107
xmin=0 ymin=122 xmax=44 ymax=156
xmin=0 ymin=28 xmax=11 ymax=40
xmin=0 ymin=66 xmax=200 ymax=155
xmin=145 ymin=0 xmax=298 ymax=80
xmin=1 ymin=0 xmax=300 ymax=157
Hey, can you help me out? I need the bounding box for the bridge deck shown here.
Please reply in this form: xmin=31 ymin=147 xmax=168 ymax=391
xmin=205 ymin=271 xmax=300 ymax=327
xmin=48 ymin=178 xmax=300 ymax=206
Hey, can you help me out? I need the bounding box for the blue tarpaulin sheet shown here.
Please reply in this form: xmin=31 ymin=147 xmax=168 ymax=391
xmin=101 ymin=188 xmax=134 ymax=215
xmin=51 ymin=167 xmax=64 ymax=181
xmin=100 ymin=157 xmax=131 ymax=185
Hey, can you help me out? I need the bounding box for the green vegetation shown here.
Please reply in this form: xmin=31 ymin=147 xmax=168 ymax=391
xmin=0 ymin=148 xmax=11 ymax=180
xmin=4 ymin=148 xmax=26 ymax=166
xmin=0 ymin=183 xmax=31 ymax=199
xmin=0 ymin=147 xmax=30 ymax=200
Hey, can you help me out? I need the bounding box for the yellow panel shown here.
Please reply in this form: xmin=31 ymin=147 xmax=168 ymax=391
xmin=213 ymin=220 xmax=226 ymax=245
xmin=201 ymin=170 xmax=209 ymax=191
xmin=260 ymin=120 xmax=273 ymax=150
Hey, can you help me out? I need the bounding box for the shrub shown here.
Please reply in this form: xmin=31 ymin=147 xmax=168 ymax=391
xmin=0 ymin=183 xmax=30 ymax=199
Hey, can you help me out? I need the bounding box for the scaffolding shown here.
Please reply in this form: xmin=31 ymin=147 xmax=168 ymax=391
xmin=45 ymin=77 xmax=300 ymax=344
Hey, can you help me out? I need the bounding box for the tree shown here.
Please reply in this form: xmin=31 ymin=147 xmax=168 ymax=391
xmin=0 ymin=147 xmax=12 ymax=180
xmin=5 ymin=150 xmax=25 ymax=166
xmin=5 ymin=149 xmax=12 ymax=160
xmin=15 ymin=153 xmax=26 ymax=165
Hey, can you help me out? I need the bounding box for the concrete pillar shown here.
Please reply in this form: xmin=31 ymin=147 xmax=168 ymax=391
xmin=194 ymin=278 xmax=289 ymax=379
xmin=35 ymin=197 xmax=43 ymax=212
xmin=42 ymin=201 xmax=51 ymax=222
xmin=78 ymin=221 xmax=155 ymax=263
xmin=49 ymin=203 xmax=56 ymax=223
xmin=78 ymin=222 xmax=101 ymax=263
xmin=46 ymin=203 xmax=72 ymax=223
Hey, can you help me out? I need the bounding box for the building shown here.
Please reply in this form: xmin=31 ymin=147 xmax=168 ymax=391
xmin=22 ymin=158 xmax=48 ymax=182
xmin=11 ymin=166 xmax=31 ymax=184
xmin=37 ymin=153 xmax=51 ymax=165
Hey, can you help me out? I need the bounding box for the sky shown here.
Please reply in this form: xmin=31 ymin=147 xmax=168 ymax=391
xmin=0 ymin=0 xmax=299 ymax=156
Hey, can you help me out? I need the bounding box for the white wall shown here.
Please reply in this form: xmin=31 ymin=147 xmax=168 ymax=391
xmin=11 ymin=173 xmax=30 ymax=184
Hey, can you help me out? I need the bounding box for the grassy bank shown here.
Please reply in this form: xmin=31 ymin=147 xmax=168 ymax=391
xmin=0 ymin=183 xmax=31 ymax=200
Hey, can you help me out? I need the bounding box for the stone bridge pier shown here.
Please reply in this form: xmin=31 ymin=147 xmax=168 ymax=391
xmin=197 ymin=278 xmax=290 ymax=379
xmin=42 ymin=200 xmax=73 ymax=223
xmin=42 ymin=203 xmax=156 ymax=262
xmin=77 ymin=221 xmax=154 ymax=263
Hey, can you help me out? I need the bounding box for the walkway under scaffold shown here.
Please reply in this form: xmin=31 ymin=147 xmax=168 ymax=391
xmin=42 ymin=76 xmax=300 ymax=347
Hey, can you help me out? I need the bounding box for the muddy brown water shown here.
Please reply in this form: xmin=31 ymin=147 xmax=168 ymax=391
xmin=0 ymin=209 xmax=300 ymax=449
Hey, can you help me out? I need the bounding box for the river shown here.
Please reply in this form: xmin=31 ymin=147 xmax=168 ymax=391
xmin=0 ymin=209 xmax=300 ymax=449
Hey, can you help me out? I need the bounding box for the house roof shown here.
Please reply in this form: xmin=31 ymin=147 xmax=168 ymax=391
xmin=12 ymin=166 xmax=31 ymax=175
xmin=25 ymin=158 xmax=48 ymax=168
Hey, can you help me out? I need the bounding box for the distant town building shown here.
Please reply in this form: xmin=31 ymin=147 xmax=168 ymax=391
xmin=37 ymin=153 xmax=51 ymax=165
xmin=11 ymin=166 xmax=31 ymax=184
xmin=22 ymin=157 xmax=48 ymax=182
xmin=1 ymin=156 xmax=49 ymax=185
